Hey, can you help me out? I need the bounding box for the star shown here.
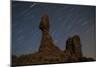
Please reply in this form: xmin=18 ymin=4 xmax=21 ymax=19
xmin=30 ymin=3 xmax=37 ymax=8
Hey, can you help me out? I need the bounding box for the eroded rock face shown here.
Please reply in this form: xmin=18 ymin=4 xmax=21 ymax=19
xmin=64 ymin=37 xmax=74 ymax=57
xmin=64 ymin=35 xmax=82 ymax=61
xmin=72 ymin=35 xmax=82 ymax=58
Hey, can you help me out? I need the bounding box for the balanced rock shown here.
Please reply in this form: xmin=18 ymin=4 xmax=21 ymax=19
xmin=39 ymin=14 xmax=62 ymax=53
xmin=38 ymin=14 xmax=66 ymax=63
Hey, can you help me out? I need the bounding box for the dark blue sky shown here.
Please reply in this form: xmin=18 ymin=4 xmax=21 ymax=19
xmin=12 ymin=1 xmax=96 ymax=59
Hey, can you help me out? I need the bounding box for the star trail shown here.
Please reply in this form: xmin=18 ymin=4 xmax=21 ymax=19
xmin=12 ymin=1 xmax=96 ymax=59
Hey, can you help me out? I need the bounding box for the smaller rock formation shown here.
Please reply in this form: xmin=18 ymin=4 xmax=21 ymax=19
xmin=64 ymin=35 xmax=83 ymax=61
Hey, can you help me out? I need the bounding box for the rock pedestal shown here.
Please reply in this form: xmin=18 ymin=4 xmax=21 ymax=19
xmin=39 ymin=14 xmax=62 ymax=54
xmin=38 ymin=14 xmax=66 ymax=63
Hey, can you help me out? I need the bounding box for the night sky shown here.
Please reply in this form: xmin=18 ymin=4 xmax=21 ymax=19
xmin=12 ymin=1 xmax=96 ymax=59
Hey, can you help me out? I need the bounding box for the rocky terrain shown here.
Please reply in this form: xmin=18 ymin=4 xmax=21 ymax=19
xmin=12 ymin=14 xmax=95 ymax=66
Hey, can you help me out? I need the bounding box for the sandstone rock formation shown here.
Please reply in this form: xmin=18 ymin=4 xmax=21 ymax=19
xmin=12 ymin=14 xmax=95 ymax=66
xmin=39 ymin=14 xmax=61 ymax=53
xmin=64 ymin=35 xmax=83 ymax=61
xmin=38 ymin=14 xmax=66 ymax=63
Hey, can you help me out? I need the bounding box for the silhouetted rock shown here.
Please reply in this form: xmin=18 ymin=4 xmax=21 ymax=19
xmin=39 ymin=14 xmax=68 ymax=64
xmin=64 ymin=35 xmax=83 ymax=61
xmin=39 ymin=14 xmax=65 ymax=58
